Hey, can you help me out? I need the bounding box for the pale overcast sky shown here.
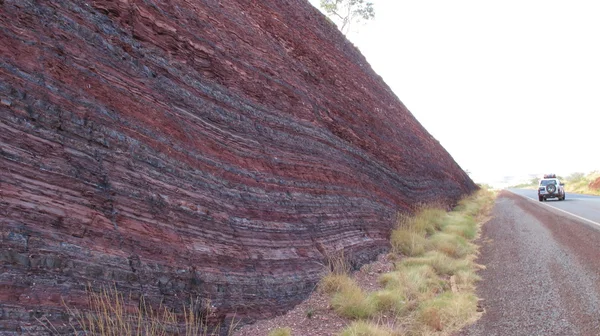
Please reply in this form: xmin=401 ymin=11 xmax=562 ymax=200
xmin=309 ymin=0 xmax=599 ymax=187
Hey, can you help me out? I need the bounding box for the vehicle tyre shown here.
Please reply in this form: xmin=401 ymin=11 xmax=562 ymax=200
xmin=546 ymin=184 xmax=557 ymax=194
xmin=538 ymin=196 xmax=543 ymax=202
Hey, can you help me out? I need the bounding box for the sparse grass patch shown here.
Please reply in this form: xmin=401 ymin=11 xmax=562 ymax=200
xmin=453 ymin=199 xmax=479 ymax=217
xmin=454 ymin=269 xmax=481 ymax=291
xmin=338 ymin=320 xmax=394 ymax=336
xmin=43 ymin=286 xmax=237 ymax=336
xmin=331 ymin=280 xmax=376 ymax=319
xmin=320 ymin=273 xmax=356 ymax=294
xmin=416 ymin=292 xmax=478 ymax=333
xmin=327 ymin=250 xmax=352 ymax=275
xmin=319 ymin=188 xmax=495 ymax=335
xmin=441 ymin=214 xmax=477 ymax=240
xmin=391 ymin=229 xmax=427 ymax=256
xmin=268 ymin=327 xmax=292 ymax=336
xmin=428 ymin=232 xmax=474 ymax=259
xmin=379 ymin=265 xmax=442 ymax=302
xmin=400 ymin=251 xmax=471 ymax=276
xmin=371 ymin=289 xmax=405 ymax=314
xmin=398 ymin=207 xmax=447 ymax=235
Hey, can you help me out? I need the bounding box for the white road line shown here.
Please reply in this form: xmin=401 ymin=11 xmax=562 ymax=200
xmin=508 ymin=191 xmax=600 ymax=228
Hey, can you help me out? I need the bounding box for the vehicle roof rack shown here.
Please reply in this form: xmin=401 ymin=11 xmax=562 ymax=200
xmin=543 ymin=174 xmax=557 ymax=179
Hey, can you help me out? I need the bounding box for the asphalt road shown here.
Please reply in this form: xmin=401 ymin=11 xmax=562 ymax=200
xmin=509 ymin=188 xmax=600 ymax=227
xmin=459 ymin=191 xmax=600 ymax=336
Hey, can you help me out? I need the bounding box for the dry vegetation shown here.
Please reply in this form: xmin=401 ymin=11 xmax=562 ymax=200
xmin=268 ymin=327 xmax=292 ymax=336
xmin=48 ymin=190 xmax=495 ymax=336
xmin=317 ymin=188 xmax=495 ymax=335
xmin=40 ymin=286 xmax=238 ymax=336
xmin=563 ymin=171 xmax=600 ymax=196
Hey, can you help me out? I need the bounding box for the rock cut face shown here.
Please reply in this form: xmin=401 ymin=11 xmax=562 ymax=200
xmin=0 ymin=0 xmax=476 ymax=331
xmin=590 ymin=177 xmax=600 ymax=190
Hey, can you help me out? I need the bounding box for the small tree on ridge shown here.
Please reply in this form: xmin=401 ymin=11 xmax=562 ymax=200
xmin=320 ymin=0 xmax=375 ymax=34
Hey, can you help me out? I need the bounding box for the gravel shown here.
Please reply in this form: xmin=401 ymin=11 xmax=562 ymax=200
xmin=233 ymin=253 xmax=396 ymax=336
xmin=459 ymin=191 xmax=600 ymax=336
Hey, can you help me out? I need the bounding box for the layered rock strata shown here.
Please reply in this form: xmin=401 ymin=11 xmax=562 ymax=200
xmin=0 ymin=0 xmax=476 ymax=332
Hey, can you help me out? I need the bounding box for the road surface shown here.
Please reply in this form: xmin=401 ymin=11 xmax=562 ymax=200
xmin=459 ymin=190 xmax=600 ymax=336
xmin=509 ymin=188 xmax=600 ymax=226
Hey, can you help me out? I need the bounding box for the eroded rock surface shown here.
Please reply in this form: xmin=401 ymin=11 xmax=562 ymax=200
xmin=589 ymin=177 xmax=600 ymax=190
xmin=0 ymin=0 xmax=476 ymax=332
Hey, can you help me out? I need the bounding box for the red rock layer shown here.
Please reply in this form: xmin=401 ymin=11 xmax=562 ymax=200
xmin=590 ymin=177 xmax=600 ymax=190
xmin=0 ymin=0 xmax=476 ymax=332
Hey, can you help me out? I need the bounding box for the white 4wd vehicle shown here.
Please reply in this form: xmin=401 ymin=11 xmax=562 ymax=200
xmin=538 ymin=174 xmax=565 ymax=201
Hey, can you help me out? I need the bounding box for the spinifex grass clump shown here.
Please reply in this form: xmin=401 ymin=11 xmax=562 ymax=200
xmin=319 ymin=251 xmax=377 ymax=319
xmin=416 ymin=292 xmax=478 ymax=332
xmin=46 ymin=286 xmax=237 ymax=336
xmin=339 ymin=320 xmax=396 ymax=336
xmin=379 ymin=264 xmax=444 ymax=303
xmin=330 ymin=282 xmax=377 ymax=319
xmin=313 ymin=188 xmax=495 ymax=336
xmin=391 ymin=229 xmax=427 ymax=257
xmin=400 ymin=251 xmax=472 ymax=276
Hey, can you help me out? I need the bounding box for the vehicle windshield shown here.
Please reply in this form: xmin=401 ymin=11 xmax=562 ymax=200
xmin=540 ymin=179 xmax=557 ymax=186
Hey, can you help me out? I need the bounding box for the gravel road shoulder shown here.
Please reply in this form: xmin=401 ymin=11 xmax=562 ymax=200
xmin=459 ymin=191 xmax=600 ymax=336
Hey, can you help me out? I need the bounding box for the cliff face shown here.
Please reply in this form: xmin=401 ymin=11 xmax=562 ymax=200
xmin=0 ymin=0 xmax=476 ymax=332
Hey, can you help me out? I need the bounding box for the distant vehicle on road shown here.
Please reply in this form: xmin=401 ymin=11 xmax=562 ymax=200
xmin=538 ymin=174 xmax=565 ymax=201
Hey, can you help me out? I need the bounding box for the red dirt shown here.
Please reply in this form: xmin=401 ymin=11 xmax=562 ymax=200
xmin=234 ymin=253 xmax=395 ymax=336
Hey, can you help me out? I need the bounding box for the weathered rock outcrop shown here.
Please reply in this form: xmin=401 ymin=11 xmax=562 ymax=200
xmin=589 ymin=177 xmax=600 ymax=190
xmin=0 ymin=0 xmax=476 ymax=332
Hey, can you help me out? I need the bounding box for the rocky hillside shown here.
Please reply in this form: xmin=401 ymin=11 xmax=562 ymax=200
xmin=0 ymin=0 xmax=476 ymax=332
xmin=589 ymin=177 xmax=600 ymax=190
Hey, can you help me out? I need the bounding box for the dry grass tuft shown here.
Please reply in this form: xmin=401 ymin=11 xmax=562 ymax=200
xmin=453 ymin=269 xmax=482 ymax=292
xmin=331 ymin=280 xmax=377 ymax=319
xmin=268 ymin=327 xmax=292 ymax=336
xmin=379 ymin=265 xmax=443 ymax=303
xmin=41 ymin=286 xmax=237 ymax=336
xmin=338 ymin=320 xmax=395 ymax=336
xmin=315 ymin=188 xmax=495 ymax=335
xmin=428 ymin=232 xmax=474 ymax=259
xmin=327 ymin=250 xmax=352 ymax=275
xmin=400 ymin=251 xmax=471 ymax=276
xmin=398 ymin=207 xmax=447 ymax=235
xmin=371 ymin=289 xmax=405 ymax=314
xmin=416 ymin=292 xmax=478 ymax=333
xmin=320 ymin=274 xmax=356 ymax=295
xmin=391 ymin=229 xmax=427 ymax=256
